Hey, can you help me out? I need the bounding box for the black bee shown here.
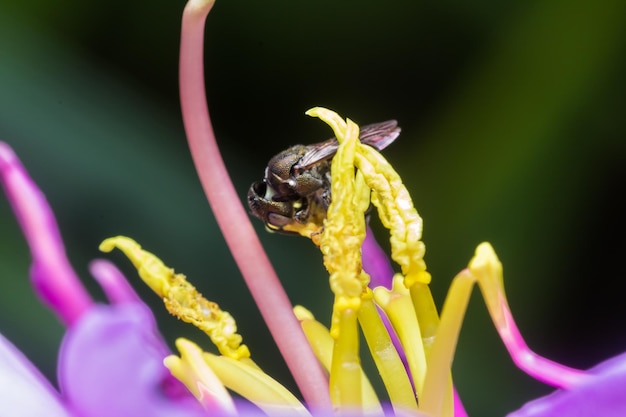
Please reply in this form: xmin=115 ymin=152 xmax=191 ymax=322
xmin=247 ymin=120 xmax=400 ymax=239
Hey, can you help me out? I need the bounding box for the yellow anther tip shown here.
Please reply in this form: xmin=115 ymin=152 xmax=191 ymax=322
xmin=305 ymin=107 xmax=337 ymax=120
xmin=306 ymin=107 xmax=349 ymax=142
xmin=469 ymin=242 xmax=501 ymax=272
xmin=304 ymin=107 xmax=320 ymax=116
xmin=174 ymin=337 xmax=201 ymax=356
xmin=293 ymin=305 xmax=315 ymax=321
xmin=99 ymin=236 xmax=131 ymax=253
xmin=404 ymin=270 xmax=432 ymax=288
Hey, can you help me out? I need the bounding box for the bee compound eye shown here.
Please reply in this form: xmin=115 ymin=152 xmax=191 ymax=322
xmin=247 ymin=183 xmax=262 ymax=206
xmin=251 ymin=181 xmax=267 ymax=196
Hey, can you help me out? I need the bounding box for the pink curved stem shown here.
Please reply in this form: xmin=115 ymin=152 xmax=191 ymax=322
xmin=178 ymin=1 xmax=330 ymax=412
xmin=497 ymin=296 xmax=590 ymax=389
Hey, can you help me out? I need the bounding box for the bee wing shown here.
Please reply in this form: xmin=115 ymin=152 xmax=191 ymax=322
xmin=359 ymin=120 xmax=401 ymax=151
xmin=292 ymin=138 xmax=340 ymax=173
xmin=293 ymin=120 xmax=400 ymax=172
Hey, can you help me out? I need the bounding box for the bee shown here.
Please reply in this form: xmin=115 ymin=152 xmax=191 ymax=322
xmin=247 ymin=120 xmax=400 ymax=241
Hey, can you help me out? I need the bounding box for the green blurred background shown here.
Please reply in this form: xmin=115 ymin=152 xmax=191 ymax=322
xmin=1 ymin=0 xmax=625 ymax=415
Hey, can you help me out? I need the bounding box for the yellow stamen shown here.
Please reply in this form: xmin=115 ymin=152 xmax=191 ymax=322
xmin=165 ymin=339 xmax=310 ymax=417
xmin=357 ymin=291 xmax=418 ymax=412
xmin=306 ymin=107 xmax=436 ymax=413
xmin=354 ymin=146 xmax=431 ymax=287
xmin=307 ymin=108 xmax=368 ymax=311
xmin=306 ymin=108 xmax=368 ymax=412
xmin=164 ymin=338 xmax=236 ymax=413
xmin=294 ymin=306 xmax=383 ymax=415
xmin=421 ymin=244 xmax=504 ymax=417
xmin=468 ymin=242 xmax=506 ymax=325
xmin=420 ymin=271 xmax=472 ymax=417
xmin=329 ymin=307 xmax=361 ymax=411
xmin=203 ymin=352 xmax=311 ymax=417
xmin=409 ymin=283 xmax=441 ymax=352
xmin=99 ymin=236 xmax=250 ymax=360
xmin=374 ymin=274 xmax=427 ymax=397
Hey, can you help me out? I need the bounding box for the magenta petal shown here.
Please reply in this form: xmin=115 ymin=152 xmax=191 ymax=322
xmin=0 ymin=333 xmax=73 ymax=417
xmin=0 ymin=142 xmax=92 ymax=325
xmin=507 ymin=352 xmax=626 ymax=417
xmin=362 ymin=226 xmax=395 ymax=289
xmin=58 ymin=303 xmax=207 ymax=417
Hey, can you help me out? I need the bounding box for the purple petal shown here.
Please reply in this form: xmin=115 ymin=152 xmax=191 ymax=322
xmin=0 ymin=333 xmax=73 ymax=417
xmin=507 ymin=352 xmax=626 ymax=417
xmin=0 ymin=142 xmax=92 ymax=325
xmin=362 ymin=226 xmax=395 ymax=289
xmin=58 ymin=303 xmax=207 ymax=417
xmin=89 ymin=259 xmax=142 ymax=305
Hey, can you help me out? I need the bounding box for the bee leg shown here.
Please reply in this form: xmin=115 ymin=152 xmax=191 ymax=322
xmin=292 ymin=172 xmax=324 ymax=196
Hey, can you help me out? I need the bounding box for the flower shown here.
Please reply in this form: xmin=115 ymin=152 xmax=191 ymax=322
xmin=2 ymin=0 xmax=625 ymax=416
